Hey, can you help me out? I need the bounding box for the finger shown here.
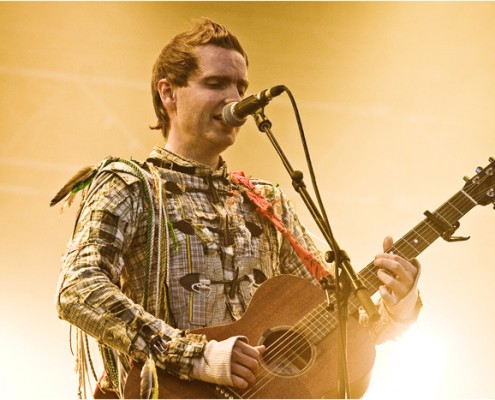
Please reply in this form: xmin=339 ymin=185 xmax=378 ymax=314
xmin=231 ymin=362 xmax=256 ymax=388
xmin=375 ymin=253 xmax=418 ymax=279
xmin=232 ymin=346 xmax=259 ymax=371
xmin=375 ymin=257 xmax=411 ymax=282
xmin=382 ymin=236 xmax=394 ymax=252
xmin=379 ymin=284 xmax=399 ymax=306
xmin=230 ymin=341 xmax=266 ymax=389
xmin=235 ymin=340 xmax=265 ymax=360
xmin=230 ymin=342 xmax=265 ymax=388
xmin=410 ymin=258 xmax=421 ymax=276
xmin=377 ymin=268 xmax=409 ymax=299
xmin=231 ymin=375 xmax=247 ymax=389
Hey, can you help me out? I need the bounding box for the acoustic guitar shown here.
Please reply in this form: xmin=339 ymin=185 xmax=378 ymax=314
xmin=124 ymin=158 xmax=495 ymax=399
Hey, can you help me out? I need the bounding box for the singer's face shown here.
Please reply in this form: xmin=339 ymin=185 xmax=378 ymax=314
xmin=165 ymin=45 xmax=249 ymax=167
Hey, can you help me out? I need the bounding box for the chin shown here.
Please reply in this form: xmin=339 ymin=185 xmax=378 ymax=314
xmin=218 ymin=128 xmax=238 ymax=144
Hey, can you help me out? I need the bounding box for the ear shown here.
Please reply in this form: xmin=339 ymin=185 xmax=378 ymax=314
xmin=157 ymin=78 xmax=176 ymax=112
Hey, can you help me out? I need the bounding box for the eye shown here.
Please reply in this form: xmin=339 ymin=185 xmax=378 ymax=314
xmin=204 ymin=78 xmax=227 ymax=90
xmin=207 ymin=81 xmax=223 ymax=89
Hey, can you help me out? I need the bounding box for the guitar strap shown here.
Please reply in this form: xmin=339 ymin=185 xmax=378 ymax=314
xmin=230 ymin=171 xmax=330 ymax=282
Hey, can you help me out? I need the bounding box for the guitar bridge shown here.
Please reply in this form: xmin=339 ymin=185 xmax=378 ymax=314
xmin=214 ymin=385 xmax=237 ymax=399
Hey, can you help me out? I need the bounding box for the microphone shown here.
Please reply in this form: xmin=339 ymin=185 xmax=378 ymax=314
xmin=221 ymin=85 xmax=285 ymax=127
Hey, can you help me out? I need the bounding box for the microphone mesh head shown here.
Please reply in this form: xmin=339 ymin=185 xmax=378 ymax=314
xmin=222 ymin=102 xmax=247 ymax=127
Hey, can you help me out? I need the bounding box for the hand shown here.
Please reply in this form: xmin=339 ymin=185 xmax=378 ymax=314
xmin=374 ymin=236 xmax=420 ymax=307
xmin=230 ymin=339 xmax=266 ymax=389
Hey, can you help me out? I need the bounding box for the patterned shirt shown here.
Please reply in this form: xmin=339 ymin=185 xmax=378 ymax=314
xmin=56 ymin=146 xmax=419 ymax=397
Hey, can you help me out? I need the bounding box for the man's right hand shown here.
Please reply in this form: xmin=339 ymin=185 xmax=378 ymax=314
xmin=230 ymin=340 xmax=266 ymax=389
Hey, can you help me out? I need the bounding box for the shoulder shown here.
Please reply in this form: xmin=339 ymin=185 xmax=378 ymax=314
xmin=82 ymin=158 xmax=155 ymax=209
xmin=97 ymin=158 xmax=151 ymax=187
xmin=231 ymin=171 xmax=281 ymax=196
xmin=249 ymin=177 xmax=288 ymax=202
xmin=51 ymin=157 xmax=149 ymax=209
xmin=230 ymin=171 xmax=289 ymax=204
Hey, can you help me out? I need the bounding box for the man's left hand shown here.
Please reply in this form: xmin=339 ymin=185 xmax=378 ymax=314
xmin=374 ymin=236 xmax=420 ymax=307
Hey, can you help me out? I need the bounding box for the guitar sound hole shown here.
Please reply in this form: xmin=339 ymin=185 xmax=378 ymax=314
xmin=259 ymin=326 xmax=314 ymax=378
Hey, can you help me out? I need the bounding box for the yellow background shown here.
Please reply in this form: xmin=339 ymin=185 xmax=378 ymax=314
xmin=1 ymin=2 xmax=495 ymax=398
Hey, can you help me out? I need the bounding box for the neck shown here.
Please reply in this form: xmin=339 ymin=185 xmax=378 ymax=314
xmin=164 ymin=141 xmax=221 ymax=170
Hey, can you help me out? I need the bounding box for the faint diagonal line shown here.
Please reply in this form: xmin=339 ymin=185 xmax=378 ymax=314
xmin=0 ymin=65 xmax=147 ymax=90
xmin=0 ymin=184 xmax=39 ymax=196
xmin=0 ymin=156 xmax=80 ymax=172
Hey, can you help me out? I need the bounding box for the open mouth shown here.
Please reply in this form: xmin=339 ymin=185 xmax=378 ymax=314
xmin=213 ymin=114 xmax=230 ymax=127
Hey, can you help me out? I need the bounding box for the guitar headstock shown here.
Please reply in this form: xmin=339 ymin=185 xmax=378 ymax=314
xmin=463 ymin=157 xmax=495 ymax=207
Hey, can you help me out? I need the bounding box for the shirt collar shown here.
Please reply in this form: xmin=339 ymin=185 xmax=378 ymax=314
xmin=147 ymin=146 xmax=229 ymax=178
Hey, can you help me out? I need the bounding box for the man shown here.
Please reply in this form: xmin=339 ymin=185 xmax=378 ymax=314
xmin=55 ymin=18 xmax=421 ymax=398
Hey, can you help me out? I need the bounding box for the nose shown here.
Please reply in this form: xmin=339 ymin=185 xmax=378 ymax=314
xmin=223 ymin=85 xmax=243 ymax=104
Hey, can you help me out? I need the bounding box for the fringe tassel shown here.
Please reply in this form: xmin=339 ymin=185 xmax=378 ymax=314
xmin=75 ymin=329 xmax=89 ymax=399
xmin=139 ymin=356 xmax=159 ymax=399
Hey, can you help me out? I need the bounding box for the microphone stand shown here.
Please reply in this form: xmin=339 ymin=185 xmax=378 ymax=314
xmin=253 ymin=110 xmax=379 ymax=399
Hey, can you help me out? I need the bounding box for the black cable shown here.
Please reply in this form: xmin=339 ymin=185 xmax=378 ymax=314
xmin=282 ymin=86 xmax=332 ymax=233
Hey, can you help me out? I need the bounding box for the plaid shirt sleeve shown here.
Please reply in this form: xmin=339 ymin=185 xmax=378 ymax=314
xmin=56 ymin=169 xmax=205 ymax=376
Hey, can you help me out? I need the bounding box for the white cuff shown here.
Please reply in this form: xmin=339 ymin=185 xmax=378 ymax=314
xmin=190 ymin=336 xmax=246 ymax=386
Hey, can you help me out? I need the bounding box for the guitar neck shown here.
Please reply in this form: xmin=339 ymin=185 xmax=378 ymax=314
xmin=349 ymin=188 xmax=478 ymax=314
xmin=295 ymin=157 xmax=495 ymax=344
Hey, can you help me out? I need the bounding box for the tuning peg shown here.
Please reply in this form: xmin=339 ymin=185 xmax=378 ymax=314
xmin=463 ymin=176 xmax=470 ymax=182
xmin=476 ymin=166 xmax=483 ymax=173
xmin=489 ymin=157 xmax=494 ymax=163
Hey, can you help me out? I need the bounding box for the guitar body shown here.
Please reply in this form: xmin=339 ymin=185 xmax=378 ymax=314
xmin=124 ymin=275 xmax=376 ymax=399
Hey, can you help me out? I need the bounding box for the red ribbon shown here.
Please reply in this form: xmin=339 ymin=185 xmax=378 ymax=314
xmin=231 ymin=171 xmax=329 ymax=281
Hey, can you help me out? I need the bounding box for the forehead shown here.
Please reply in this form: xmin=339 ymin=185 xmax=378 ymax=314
xmin=194 ymin=45 xmax=248 ymax=81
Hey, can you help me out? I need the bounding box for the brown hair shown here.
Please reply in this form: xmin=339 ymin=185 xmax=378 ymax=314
xmin=150 ymin=18 xmax=248 ymax=138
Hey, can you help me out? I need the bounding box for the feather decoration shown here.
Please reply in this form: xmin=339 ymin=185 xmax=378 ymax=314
xmin=50 ymin=165 xmax=97 ymax=207
xmin=140 ymin=356 xmax=159 ymax=399
xmin=151 ymin=358 xmax=159 ymax=399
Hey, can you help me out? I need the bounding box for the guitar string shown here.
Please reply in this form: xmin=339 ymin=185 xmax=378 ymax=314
xmin=243 ymin=188 xmax=478 ymax=398
xmin=247 ymin=306 xmax=330 ymax=388
xmin=233 ymin=174 xmax=489 ymax=397
xmin=239 ymin=299 xmax=334 ymax=398
xmin=242 ymin=302 xmax=335 ymax=399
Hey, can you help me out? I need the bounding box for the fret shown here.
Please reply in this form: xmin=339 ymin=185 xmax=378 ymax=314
xmin=446 ymin=199 xmax=467 ymax=217
xmin=435 ymin=192 xmax=476 ymax=226
xmin=396 ymin=236 xmax=420 ymax=255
